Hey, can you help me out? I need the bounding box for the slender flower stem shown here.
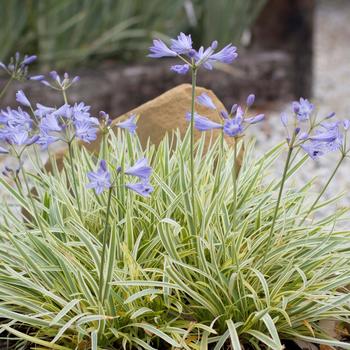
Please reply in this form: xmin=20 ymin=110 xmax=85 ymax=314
xmin=98 ymin=186 xmax=113 ymax=303
xmin=231 ymin=138 xmax=240 ymax=268
xmin=261 ymin=145 xmax=294 ymax=267
xmin=300 ymin=154 xmax=345 ymax=225
xmin=67 ymin=142 xmax=82 ymax=220
xmin=0 ymin=77 xmax=13 ymax=100
xmin=62 ymin=89 xmax=68 ymax=104
xmin=190 ymin=67 xmax=197 ymax=234
xmin=232 ymin=138 xmax=238 ymax=229
xmin=21 ymin=163 xmax=45 ymax=236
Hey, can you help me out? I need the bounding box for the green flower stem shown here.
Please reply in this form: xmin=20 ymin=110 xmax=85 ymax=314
xmin=20 ymin=164 xmax=45 ymax=236
xmin=0 ymin=76 xmax=13 ymax=100
xmin=190 ymin=66 xmax=197 ymax=234
xmin=98 ymin=186 xmax=113 ymax=303
xmin=232 ymin=139 xmax=238 ymax=229
xmin=300 ymin=154 xmax=345 ymax=225
xmin=261 ymin=145 xmax=294 ymax=268
xmin=67 ymin=142 xmax=82 ymax=221
xmin=232 ymin=138 xmax=240 ymax=268
xmin=62 ymin=89 xmax=68 ymax=104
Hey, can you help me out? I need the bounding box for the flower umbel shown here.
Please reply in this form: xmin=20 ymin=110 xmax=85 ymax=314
xmin=148 ymin=33 xmax=238 ymax=74
xmin=188 ymin=94 xmax=264 ymax=137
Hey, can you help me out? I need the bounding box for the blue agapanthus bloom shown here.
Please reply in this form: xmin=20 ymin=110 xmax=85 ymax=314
xmin=301 ymin=121 xmax=343 ymax=160
xmin=36 ymin=102 xmax=99 ymax=147
xmin=40 ymin=71 xmax=80 ymax=91
xmin=125 ymin=158 xmax=152 ymax=180
xmin=87 ymin=157 xmax=153 ymax=197
xmin=148 ymin=32 xmax=238 ymax=74
xmin=86 ymin=160 xmax=112 ymax=195
xmin=0 ymin=107 xmax=32 ymax=128
xmin=188 ymin=93 xmax=264 ymax=137
xmin=126 ymin=181 xmax=154 ymax=197
xmin=292 ymin=98 xmax=314 ymax=121
xmin=185 ymin=112 xmax=222 ymax=131
xmin=0 ymin=53 xmax=37 ymax=81
xmin=117 ymin=114 xmax=137 ymax=134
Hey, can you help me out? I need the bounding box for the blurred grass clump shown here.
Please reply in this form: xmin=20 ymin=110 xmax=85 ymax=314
xmin=0 ymin=0 xmax=267 ymax=69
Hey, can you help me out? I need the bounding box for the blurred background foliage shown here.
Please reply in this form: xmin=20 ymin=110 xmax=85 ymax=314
xmin=0 ymin=0 xmax=267 ymax=69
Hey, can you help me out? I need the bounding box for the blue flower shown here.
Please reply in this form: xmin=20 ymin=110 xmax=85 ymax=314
xmin=74 ymin=119 xmax=98 ymax=143
xmin=301 ymin=143 xmax=326 ymax=160
xmin=170 ymin=64 xmax=190 ymax=75
xmin=148 ymin=39 xmax=177 ymax=58
xmin=292 ymin=98 xmax=314 ymax=121
xmin=0 ymin=107 xmax=32 ymax=128
xmin=40 ymin=114 xmax=62 ymax=133
xmin=186 ymin=112 xmax=223 ymax=131
xmin=223 ymin=119 xmax=243 ymax=137
xmin=35 ymin=104 xmax=56 ymax=119
xmin=117 ymin=115 xmax=137 ymax=134
xmin=1 ymin=126 xmax=37 ymax=146
xmin=148 ymin=33 xmax=238 ymax=74
xmin=125 ymin=158 xmax=152 ymax=180
xmin=186 ymin=102 xmax=263 ymax=136
xmin=126 ymin=181 xmax=154 ymax=197
xmin=208 ymin=44 xmax=238 ymax=64
xmin=244 ymin=114 xmax=265 ymax=124
xmin=86 ymin=160 xmax=111 ymax=195
xmin=196 ymin=93 xmax=217 ymax=110
xmin=170 ymin=33 xmax=193 ymax=55
xmin=37 ymin=132 xmax=59 ymax=149
xmin=301 ymin=121 xmax=343 ymax=160
xmin=40 ymin=72 xmax=79 ymax=91
xmin=0 ymin=53 xmax=37 ymax=81
xmin=194 ymin=46 xmax=216 ymax=70
xmin=16 ymin=90 xmax=31 ymax=108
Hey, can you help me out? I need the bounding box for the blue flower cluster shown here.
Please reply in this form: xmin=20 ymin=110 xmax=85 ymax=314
xmin=148 ymin=32 xmax=238 ymax=74
xmin=0 ymin=53 xmax=37 ymax=81
xmin=281 ymin=98 xmax=349 ymax=159
xmin=187 ymin=92 xmax=264 ymax=137
xmin=87 ymin=157 xmax=153 ymax=197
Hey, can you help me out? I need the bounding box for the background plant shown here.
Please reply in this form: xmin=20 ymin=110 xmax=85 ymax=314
xmin=0 ymin=0 xmax=267 ymax=68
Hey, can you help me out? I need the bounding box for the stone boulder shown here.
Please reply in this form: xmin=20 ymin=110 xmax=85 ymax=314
xmin=111 ymin=83 xmax=235 ymax=148
xmin=46 ymin=84 xmax=242 ymax=171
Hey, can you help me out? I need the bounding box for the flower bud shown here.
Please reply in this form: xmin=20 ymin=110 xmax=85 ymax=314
xmin=22 ymin=55 xmax=37 ymax=65
xmin=246 ymin=94 xmax=255 ymax=107
xmin=299 ymin=132 xmax=308 ymax=140
xmin=326 ymin=112 xmax=336 ymax=119
xmin=230 ymin=104 xmax=238 ymax=114
xmin=29 ymin=75 xmax=45 ymax=81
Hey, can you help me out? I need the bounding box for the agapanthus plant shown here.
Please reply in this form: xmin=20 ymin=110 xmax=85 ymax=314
xmin=189 ymin=92 xmax=264 ymax=229
xmin=87 ymin=156 xmax=153 ymax=303
xmin=149 ymin=33 xmax=238 ymax=234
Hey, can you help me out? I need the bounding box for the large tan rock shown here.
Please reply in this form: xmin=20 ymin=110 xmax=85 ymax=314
xmin=46 ymin=84 xmax=241 ymax=171
xmin=113 ymin=83 xmax=235 ymax=148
